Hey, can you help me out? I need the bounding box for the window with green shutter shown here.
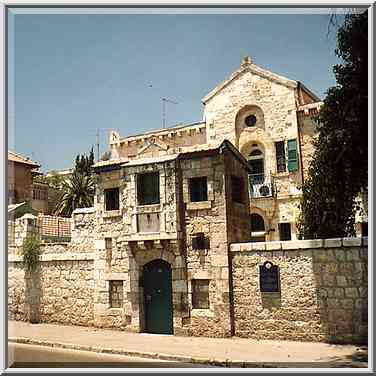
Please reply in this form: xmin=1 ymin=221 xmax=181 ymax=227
xmin=287 ymin=139 xmax=298 ymax=172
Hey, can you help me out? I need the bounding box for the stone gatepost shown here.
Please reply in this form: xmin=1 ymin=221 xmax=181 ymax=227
xmin=14 ymin=213 xmax=39 ymax=249
xmin=93 ymin=238 xmax=108 ymax=326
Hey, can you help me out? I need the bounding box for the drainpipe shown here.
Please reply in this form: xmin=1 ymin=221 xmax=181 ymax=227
xmin=227 ymin=242 xmax=235 ymax=337
xmin=297 ymin=117 xmax=305 ymax=187
xmin=296 ymin=83 xmax=305 ymax=186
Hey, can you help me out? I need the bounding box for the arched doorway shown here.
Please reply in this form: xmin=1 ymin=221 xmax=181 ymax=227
xmin=250 ymin=213 xmax=266 ymax=242
xmin=143 ymin=259 xmax=173 ymax=334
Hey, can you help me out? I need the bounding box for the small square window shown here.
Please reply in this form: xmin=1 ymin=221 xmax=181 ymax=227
xmin=279 ymin=223 xmax=292 ymax=241
xmin=231 ymin=175 xmax=244 ymax=203
xmin=192 ymin=279 xmax=209 ymax=309
xmin=109 ymin=280 xmax=123 ymax=308
xmin=189 ymin=177 xmax=208 ymax=202
xmin=105 ymin=188 xmax=119 ymax=211
xmin=137 ymin=172 xmax=160 ymax=205
xmin=105 ymin=238 xmax=112 ymax=249
xmin=192 ymin=233 xmax=210 ymax=250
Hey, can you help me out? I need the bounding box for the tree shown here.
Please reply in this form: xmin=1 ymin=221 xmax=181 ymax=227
xmin=297 ymin=11 xmax=368 ymax=239
xmin=75 ymin=147 xmax=95 ymax=176
xmin=53 ymin=172 xmax=95 ymax=217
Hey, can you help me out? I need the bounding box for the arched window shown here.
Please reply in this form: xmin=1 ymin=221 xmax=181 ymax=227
xmin=248 ymin=149 xmax=264 ymax=184
xmin=251 ymin=213 xmax=265 ymax=232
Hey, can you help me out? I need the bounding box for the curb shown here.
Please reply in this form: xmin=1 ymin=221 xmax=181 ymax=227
xmin=9 ymin=337 xmax=367 ymax=368
xmin=9 ymin=337 xmax=230 ymax=367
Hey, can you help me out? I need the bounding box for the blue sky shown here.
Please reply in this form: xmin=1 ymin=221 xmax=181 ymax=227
xmin=8 ymin=10 xmax=343 ymax=172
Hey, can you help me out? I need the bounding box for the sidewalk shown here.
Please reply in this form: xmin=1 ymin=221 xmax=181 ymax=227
xmin=8 ymin=321 xmax=368 ymax=368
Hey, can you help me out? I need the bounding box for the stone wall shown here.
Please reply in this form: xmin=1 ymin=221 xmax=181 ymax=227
xmin=181 ymin=153 xmax=229 ymax=337
xmin=8 ymin=247 xmax=95 ymax=326
xmin=71 ymin=208 xmax=96 ymax=250
xmin=8 ymin=211 xmax=96 ymax=326
xmin=297 ymin=109 xmax=319 ymax=181
xmin=111 ymin=122 xmax=207 ymax=160
xmin=230 ymin=237 xmax=368 ymax=344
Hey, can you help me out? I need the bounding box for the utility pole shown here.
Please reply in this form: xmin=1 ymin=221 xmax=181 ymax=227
xmin=96 ymin=128 xmax=100 ymax=162
xmin=162 ymin=97 xmax=178 ymax=128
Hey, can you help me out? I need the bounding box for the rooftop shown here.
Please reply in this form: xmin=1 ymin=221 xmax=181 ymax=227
xmin=8 ymin=151 xmax=40 ymax=168
xmin=110 ymin=121 xmax=206 ymax=145
xmin=93 ymin=140 xmax=250 ymax=172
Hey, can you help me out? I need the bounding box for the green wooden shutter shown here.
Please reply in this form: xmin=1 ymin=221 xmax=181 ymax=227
xmin=287 ymin=139 xmax=298 ymax=172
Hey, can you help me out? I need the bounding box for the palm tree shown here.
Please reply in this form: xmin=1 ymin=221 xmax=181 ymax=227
xmin=54 ymin=172 xmax=95 ymax=217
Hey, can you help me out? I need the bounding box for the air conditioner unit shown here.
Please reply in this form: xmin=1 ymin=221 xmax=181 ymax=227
xmin=259 ymin=185 xmax=270 ymax=197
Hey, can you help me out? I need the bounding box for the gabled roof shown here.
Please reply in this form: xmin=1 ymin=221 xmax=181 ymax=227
xmin=93 ymin=139 xmax=251 ymax=173
xmin=202 ymin=56 xmax=298 ymax=104
xmin=8 ymin=151 xmax=40 ymax=168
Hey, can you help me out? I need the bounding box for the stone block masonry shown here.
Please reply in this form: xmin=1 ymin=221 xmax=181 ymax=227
xmin=8 ymin=249 xmax=95 ymax=326
xmin=230 ymin=238 xmax=368 ymax=344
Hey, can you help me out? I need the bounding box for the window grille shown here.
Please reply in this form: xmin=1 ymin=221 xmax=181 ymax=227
xmin=192 ymin=279 xmax=210 ymax=309
xmin=137 ymin=172 xmax=160 ymax=205
xmin=189 ymin=177 xmax=208 ymax=202
xmin=192 ymin=233 xmax=209 ymax=250
xmin=109 ymin=281 xmax=123 ymax=308
xmin=275 ymin=141 xmax=286 ymax=173
xmin=104 ymin=188 xmax=120 ymax=211
xmin=279 ymin=223 xmax=292 ymax=241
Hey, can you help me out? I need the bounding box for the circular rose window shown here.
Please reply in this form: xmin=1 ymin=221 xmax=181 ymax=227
xmin=245 ymin=114 xmax=257 ymax=127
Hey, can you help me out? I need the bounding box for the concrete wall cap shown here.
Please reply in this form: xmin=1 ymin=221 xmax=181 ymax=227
xmin=342 ymin=237 xmax=362 ymax=247
xmin=72 ymin=207 xmax=95 ymax=214
xmin=251 ymin=242 xmax=266 ymax=251
xmin=324 ymin=238 xmax=342 ymax=248
xmin=265 ymin=241 xmax=282 ymax=251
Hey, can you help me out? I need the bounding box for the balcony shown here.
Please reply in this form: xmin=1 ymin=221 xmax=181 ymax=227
xmin=249 ymin=174 xmax=275 ymax=199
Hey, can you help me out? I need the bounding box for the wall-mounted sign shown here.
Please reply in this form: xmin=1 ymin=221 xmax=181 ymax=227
xmin=259 ymin=261 xmax=280 ymax=293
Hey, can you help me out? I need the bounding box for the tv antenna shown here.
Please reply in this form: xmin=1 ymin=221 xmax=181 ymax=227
xmin=162 ymin=97 xmax=178 ymax=128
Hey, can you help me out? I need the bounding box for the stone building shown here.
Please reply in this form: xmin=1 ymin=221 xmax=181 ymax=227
xmin=92 ymin=140 xmax=251 ymax=336
xmin=106 ymin=56 xmax=324 ymax=242
xmin=8 ymin=151 xmax=41 ymax=205
xmin=8 ymin=56 xmax=368 ymax=344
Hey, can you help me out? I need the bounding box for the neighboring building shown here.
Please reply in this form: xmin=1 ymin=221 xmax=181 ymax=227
xmin=8 ymin=151 xmax=41 ymax=205
xmin=46 ymin=168 xmax=73 ymax=181
xmin=31 ymin=181 xmax=61 ymax=215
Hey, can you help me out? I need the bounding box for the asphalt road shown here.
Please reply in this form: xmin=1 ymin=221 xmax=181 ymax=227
xmin=8 ymin=343 xmax=214 ymax=368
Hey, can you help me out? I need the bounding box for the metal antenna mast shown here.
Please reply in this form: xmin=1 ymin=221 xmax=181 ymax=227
xmin=162 ymin=97 xmax=178 ymax=128
xmin=96 ymin=128 xmax=100 ymax=162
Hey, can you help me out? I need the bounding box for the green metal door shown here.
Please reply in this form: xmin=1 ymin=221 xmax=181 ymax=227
xmin=143 ymin=259 xmax=173 ymax=334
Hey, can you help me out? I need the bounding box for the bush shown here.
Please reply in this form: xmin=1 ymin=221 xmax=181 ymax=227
xmin=21 ymin=234 xmax=41 ymax=271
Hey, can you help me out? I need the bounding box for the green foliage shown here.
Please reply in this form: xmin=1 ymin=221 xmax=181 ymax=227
xmin=298 ymin=11 xmax=368 ymax=239
xmin=53 ymin=172 xmax=95 ymax=217
xmin=75 ymin=147 xmax=95 ymax=176
xmin=21 ymin=234 xmax=41 ymax=272
xmin=33 ymin=171 xmax=65 ymax=190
